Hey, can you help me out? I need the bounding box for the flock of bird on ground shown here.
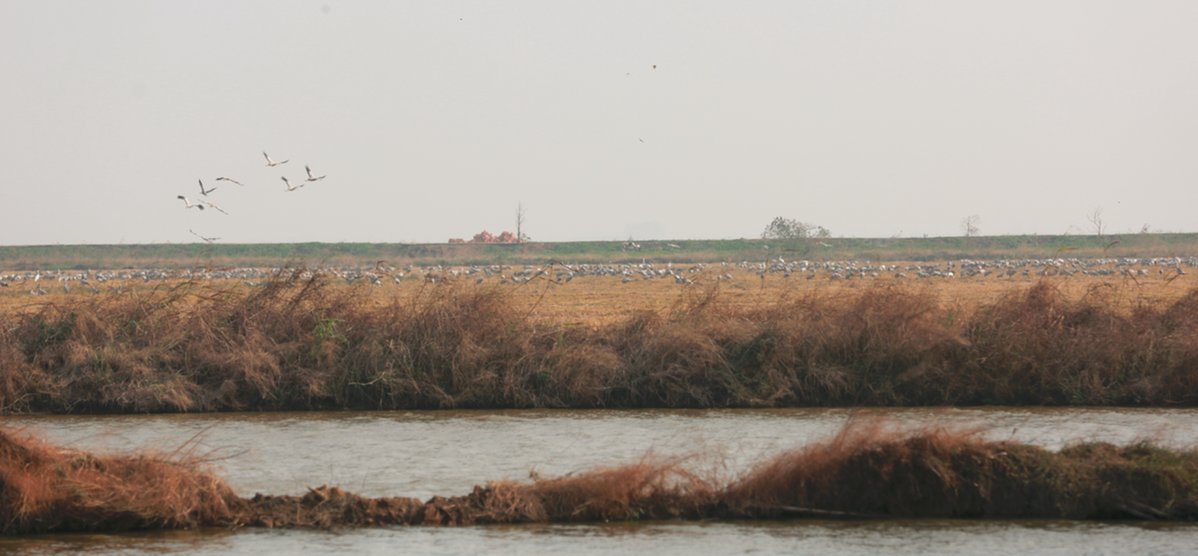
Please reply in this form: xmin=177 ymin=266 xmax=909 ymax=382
xmin=176 ymin=151 xmax=326 ymax=243
xmin=3 ymin=256 xmax=1192 ymax=296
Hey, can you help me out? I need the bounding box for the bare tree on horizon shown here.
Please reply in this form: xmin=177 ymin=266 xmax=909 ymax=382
xmin=516 ymin=202 xmax=527 ymax=243
xmin=962 ymin=215 xmax=981 ymax=238
xmin=1088 ymin=206 xmax=1106 ymax=237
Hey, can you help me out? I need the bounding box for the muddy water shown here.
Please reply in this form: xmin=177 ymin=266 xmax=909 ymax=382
xmin=5 ymin=407 xmax=1198 ymax=554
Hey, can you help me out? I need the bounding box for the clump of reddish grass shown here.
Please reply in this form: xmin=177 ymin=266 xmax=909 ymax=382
xmin=610 ymin=287 xmax=762 ymax=407
xmin=524 ymin=454 xmax=719 ymax=521
xmin=353 ymin=283 xmax=539 ymax=408
xmin=723 ymin=419 xmax=1023 ymax=518
xmin=0 ymin=428 xmax=240 ymax=534
xmin=730 ymin=284 xmax=963 ymax=406
xmin=956 ymin=281 xmax=1198 ymax=404
xmin=722 ymin=418 xmax=1198 ymax=520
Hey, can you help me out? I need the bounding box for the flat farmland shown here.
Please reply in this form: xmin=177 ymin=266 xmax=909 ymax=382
xmin=2 ymin=259 xmax=1194 ymax=323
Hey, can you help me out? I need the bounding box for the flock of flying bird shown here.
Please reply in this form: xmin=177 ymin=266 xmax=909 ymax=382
xmin=174 ymin=64 xmax=653 ymax=242
xmin=176 ymin=151 xmax=327 ymax=242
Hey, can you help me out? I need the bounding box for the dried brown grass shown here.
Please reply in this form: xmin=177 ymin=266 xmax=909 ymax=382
xmin=722 ymin=418 xmax=1198 ymax=520
xmin=4 ymin=420 xmax=1197 ymax=533
xmin=0 ymin=428 xmax=240 ymax=533
xmin=2 ymin=273 xmax=1198 ymax=413
xmin=526 ymin=454 xmax=718 ymax=521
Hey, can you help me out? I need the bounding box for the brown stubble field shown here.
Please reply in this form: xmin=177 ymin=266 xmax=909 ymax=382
xmin=2 ymin=264 xmax=1193 ymax=324
xmin=493 ymin=269 xmax=1196 ymax=324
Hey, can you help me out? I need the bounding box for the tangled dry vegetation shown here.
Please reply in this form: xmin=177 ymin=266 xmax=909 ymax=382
xmin=1 ymin=271 xmax=1198 ymax=414
xmin=0 ymin=428 xmax=239 ymax=533
xmin=3 ymin=421 xmax=1197 ymax=534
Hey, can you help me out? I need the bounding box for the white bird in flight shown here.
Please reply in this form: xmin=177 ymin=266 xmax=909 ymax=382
xmin=263 ymin=151 xmax=289 ymax=167
xmin=189 ymin=229 xmax=220 ymax=243
xmin=202 ymin=200 xmax=229 ymax=215
xmin=198 ymin=179 xmax=217 ymax=196
xmin=281 ymin=176 xmax=304 ymax=192
xmin=305 ymin=165 xmax=326 ymax=182
xmin=215 ymin=177 xmax=244 ymax=187
xmin=177 ymin=196 xmax=205 ymax=210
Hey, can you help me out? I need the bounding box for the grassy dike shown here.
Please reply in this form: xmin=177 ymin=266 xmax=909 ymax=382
xmin=3 ymin=232 xmax=1197 ymax=270
xmin=2 ymin=273 xmax=1197 ymax=414
xmin=2 ymin=421 xmax=1197 ymax=534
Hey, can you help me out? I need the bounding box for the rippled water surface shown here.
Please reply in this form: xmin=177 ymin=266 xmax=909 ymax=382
xmin=5 ymin=407 xmax=1198 ymax=554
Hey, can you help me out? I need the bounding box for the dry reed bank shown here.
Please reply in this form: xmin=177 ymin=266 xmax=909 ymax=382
xmin=2 ymin=273 xmax=1198 ymax=414
xmin=2 ymin=422 xmax=1197 ymax=534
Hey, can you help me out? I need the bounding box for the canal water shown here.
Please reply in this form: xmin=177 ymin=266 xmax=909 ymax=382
xmin=3 ymin=407 xmax=1197 ymax=554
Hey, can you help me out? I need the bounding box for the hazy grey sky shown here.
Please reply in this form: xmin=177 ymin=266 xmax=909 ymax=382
xmin=2 ymin=1 xmax=1196 ymax=245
